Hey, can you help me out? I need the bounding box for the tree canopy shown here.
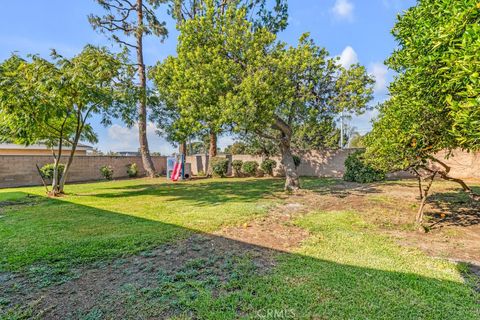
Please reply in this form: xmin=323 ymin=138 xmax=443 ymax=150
xmin=364 ymin=0 xmax=480 ymax=222
xmin=0 ymin=46 xmax=135 ymax=194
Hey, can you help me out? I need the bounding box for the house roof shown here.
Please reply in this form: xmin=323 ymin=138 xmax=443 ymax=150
xmin=0 ymin=143 xmax=93 ymax=151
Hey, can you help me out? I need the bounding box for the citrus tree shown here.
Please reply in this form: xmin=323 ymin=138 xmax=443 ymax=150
xmin=365 ymin=0 xmax=480 ymax=223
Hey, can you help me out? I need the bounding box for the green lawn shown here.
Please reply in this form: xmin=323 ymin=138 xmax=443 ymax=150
xmin=0 ymin=178 xmax=282 ymax=271
xmin=0 ymin=178 xmax=478 ymax=319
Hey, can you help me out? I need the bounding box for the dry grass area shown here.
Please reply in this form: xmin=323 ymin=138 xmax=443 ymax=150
xmin=302 ymin=178 xmax=480 ymax=265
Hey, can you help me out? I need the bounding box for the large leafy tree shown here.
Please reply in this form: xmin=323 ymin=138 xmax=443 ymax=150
xmin=152 ymin=0 xmax=288 ymax=160
xmin=230 ymin=35 xmax=374 ymax=190
xmin=89 ymin=0 xmax=169 ymax=178
xmin=365 ymin=0 xmax=480 ymax=223
xmin=0 ymin=46 xmax=135 ymax=195
xmin=151 ymin=3 xmax=275 ymax=171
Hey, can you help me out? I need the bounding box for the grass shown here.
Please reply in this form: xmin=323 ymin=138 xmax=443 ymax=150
xmin=1 ymin=178 xmax=479 ymax=319
xmin=0 ymin=178 xmax=282 ymax=271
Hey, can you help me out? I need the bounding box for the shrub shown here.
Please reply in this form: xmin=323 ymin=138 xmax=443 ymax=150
xmin=242 ymin=161 xmax=259 ymax=177
xmin=256 ymin=168 xmax=265 ymax=178
xmin=210 ymin=157 xmax=229 ymax=178
xmin=126 ymin=163 xmax=138 ymax=178
xmin=260 ymin=159 xmax=277 ymax=176
xmin=293 ymin=155 xmax=301 ymax=168
xmin=39 ymin=163 xmax=65 ymax=181
xmin=100 ymin=165 xmax=114 ymax=180
xmin=232 ymin=160 xmax=243 ymax=177
xmin=343 ymin=151 xmax=386 ymax=183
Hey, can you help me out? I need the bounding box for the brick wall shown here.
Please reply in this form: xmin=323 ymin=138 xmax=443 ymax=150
xmin=0 ymin=155 xmax=167 ymax=188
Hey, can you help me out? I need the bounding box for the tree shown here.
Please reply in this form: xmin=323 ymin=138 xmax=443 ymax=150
xmin=364 ymin=0 xmax=480 ymax=224
xmin=224 ymin=141 xmax=247 ymax=155
xmin=151 ymin=0 xmax=287 ymax=163
xmin=348 ymin=132 xmax=365 ymax=148
xmin=0 ymin=46 xmax=134 ymax=195
xmin=151 ymin=3 xmax=274 ymax=174
xmin=169 ymin=0 xmax=288 ymax=34
xmin=229 ymin=35 xmax=374 ymax=190
xmin=89 ymin=0 xmax=169 ymax=178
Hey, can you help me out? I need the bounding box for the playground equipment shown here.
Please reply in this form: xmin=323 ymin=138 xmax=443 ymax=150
xmin=167 ymin=155 xmax=190 ymax=181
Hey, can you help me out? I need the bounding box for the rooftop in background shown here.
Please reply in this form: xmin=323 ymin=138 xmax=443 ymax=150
xmin=0 ymin=143 xmax=93 ymax=156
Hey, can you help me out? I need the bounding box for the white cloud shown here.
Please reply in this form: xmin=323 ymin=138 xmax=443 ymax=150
xmin=338 ymin=46 xmax=358 ymax=68
xmin=369 ymin=62 xmax=389 ymax=94
xmin=104 ymin=122 xmax=174 ymax=155
xmin=332 ymin=0 xmax=354 ymax=21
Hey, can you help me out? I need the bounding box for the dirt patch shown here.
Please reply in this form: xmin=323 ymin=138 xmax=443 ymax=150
xmin=298 ymin=179 xmax=480 ymax=280
xmin=218 ymin=200 xmax=310 ymax=252
xmin=0 ymin=234 xmax=277 ymax=319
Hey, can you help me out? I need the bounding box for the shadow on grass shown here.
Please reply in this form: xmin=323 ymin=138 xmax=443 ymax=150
xmin=426 ymin=188 xmax=480 ymax=229
xmin=90 ymin=178 xmax=285 ymax=206
xmin=301 ymin=177 xmax=386 ymax=198
xmin=0 ymin=189 xmax=478 ymax=319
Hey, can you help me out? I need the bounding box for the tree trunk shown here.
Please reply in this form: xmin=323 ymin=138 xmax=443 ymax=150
xmin=136 ymin=0 xmax=156 ymax=178
xmin=280 ymin=140 xmax=300 ymax=191
xmin=416 ymin=172 xmax=437 ymax=225
xmin=209 ymin=131 xmax=217 ymax=158
xmin=58 ymin=136 xmax=81 ymax=194
xmin=272 ymin=116 xmax=300 ymax=191
xmin=206 ymin=130 xmax=217 ymax=176
xmin=179 ymin=141 xmax=187 ymax=158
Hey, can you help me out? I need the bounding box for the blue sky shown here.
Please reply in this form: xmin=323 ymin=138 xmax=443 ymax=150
xmin=0 ymin=0 xmax=415 ymax=154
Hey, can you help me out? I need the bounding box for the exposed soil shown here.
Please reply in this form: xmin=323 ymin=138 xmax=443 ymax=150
xmin=1 ymin=234 xmax=278 ymax=319
xmin=302 ymin=179 xmax=480 ymax=264
xmin=217 ymin=200 xmax=310 ymax=252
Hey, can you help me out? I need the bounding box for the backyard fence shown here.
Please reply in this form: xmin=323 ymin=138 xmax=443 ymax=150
xmin=0 ymin=149 xmax=478 ymax=188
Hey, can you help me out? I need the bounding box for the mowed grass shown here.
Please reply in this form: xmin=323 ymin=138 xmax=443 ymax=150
xmin=0 ymin=178 xmax=479 ymax=319
xmin=0 ymin=178 xmax=282 ymax=271
xmin=72 ymin=211 xmax=479 ymax=319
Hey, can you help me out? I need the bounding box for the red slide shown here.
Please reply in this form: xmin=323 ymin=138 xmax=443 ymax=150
xmin=171 ymin=162 xmax=181 ymax=181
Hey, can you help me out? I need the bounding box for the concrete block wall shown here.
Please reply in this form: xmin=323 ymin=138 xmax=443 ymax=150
xmin=0 ymin=155 xmax=167 ymax=188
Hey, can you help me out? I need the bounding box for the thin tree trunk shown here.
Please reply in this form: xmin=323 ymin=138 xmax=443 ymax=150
xmin=136 ymin=0 xmax=156 ymax=178
xmin=58 ymin=135 xmax=81 ymax=194
xmin=411 ymin=168 xmax=423 ymax=200
xmin=416 ymin=172 xmax=437 ymax=225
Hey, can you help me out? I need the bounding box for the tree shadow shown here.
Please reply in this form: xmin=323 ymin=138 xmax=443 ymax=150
xmin=426 ymin=189 xmax=480 ymax=229
xmin=89 ymin=178 xmax=285 ymax=206
xmin=301 ymin=177 xmax=385 ymax=198
xmin=0 ymin=191 xmax=478 ymax=319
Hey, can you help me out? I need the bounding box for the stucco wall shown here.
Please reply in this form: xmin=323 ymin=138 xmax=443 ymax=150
xmin=186 ymin=149 xmax=358 ymax=178
xmin=0 ymin=156 xmax=167 ymax=188
xmin=2 ymin=149 xmax=478 ymax=189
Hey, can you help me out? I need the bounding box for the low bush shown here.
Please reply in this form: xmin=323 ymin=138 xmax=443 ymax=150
xmin=232 ymin=160 xmax=243 ymax=177
xmin=343 ymin=151 xmax=386 ymax=183
xmin=260 ymin=159 xmax=277 ymax=176
xmin=242 ymin=161 xmax=259 ymax=177
xmin=100 ymin=165 xmax=114 ymax=180
xmin=210 ymin=157 xmax=229 ymax=178
xmin=126 ymin=163 xmax=139 ymax=178
xmin=39 ymin=163 xmax=65 ymax=181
